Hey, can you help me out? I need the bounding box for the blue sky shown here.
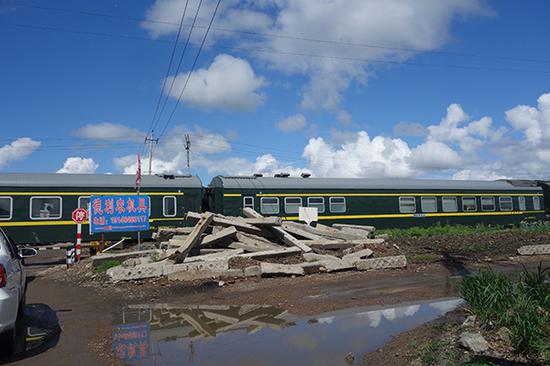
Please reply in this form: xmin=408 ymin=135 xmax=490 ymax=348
xmin=1 ymin=0 xmax=550 ymax=181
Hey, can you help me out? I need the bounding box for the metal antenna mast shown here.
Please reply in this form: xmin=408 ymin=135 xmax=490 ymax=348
xmin=144 ymin=131 xmax=159 ymax=175
xmin=184 ymin=134 xmax=191 ymax=175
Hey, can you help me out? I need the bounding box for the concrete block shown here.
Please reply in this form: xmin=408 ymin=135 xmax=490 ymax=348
xmin=517 ymin=244 xmax=550 ymax=256
xmin=342 ymin=248 xmax=373 ymax=265
xmin=243 ymin=265 xmax=261 ymax=277
xmin=356 ymin=255 xmax=407 ymax=271
xmin=302 ymin=253 xmax=354 ymax=272
xmin=260 ymin=262 xmax=305 ymax=277
xmin=239 ymin=247 xmax=301 ymax=259
xmin=183 ymin=249 xmax=243 ymax=263
xmin=300 ymin=262 xmax=325 ymax=274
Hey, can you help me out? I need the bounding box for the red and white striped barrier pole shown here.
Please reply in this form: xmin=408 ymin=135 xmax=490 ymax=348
xmin=76 ymin=223 xmax=82 ymax=262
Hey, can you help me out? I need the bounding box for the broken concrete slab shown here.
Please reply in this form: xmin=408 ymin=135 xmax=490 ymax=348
xmin=239 ymin=247 xmax=301 ymax=260
xmin=241 ymin=217 xmax=283 ymax=226
xmin=307 ymin=238 xmax=385 ymax=250
xmin=242 ymin=208 xmax=312 ymax=253
xmin=302 ymin=252 xmax=354 ymax=272
xmin=92 ymin=249 xmax=157 ymax=268
xmin=107 ymin=259 xmax=230 ymax=281
xmin=281 ymin=223 xmax=324 ymax=240
xmin=260 ymin=262 xmax=305 ymax=277
xmin=243 ymin=265 xmax=261 ymax=277
xmin=201 ymin=226 xmax=237 ymax=247
xmin=300 ymin=262 xmax=325 ymax=274
xmin=285 ymin=222 xmax=362 ymax=241
xmin=332 ymin=223 xmax=375 ymax=232
xmin=162 ymin=212 xmax=214 ymax=263
xmin=235 ymin=232 xmax=282 ymax=251
xmin=517 ymin=244 xmax=550 ymax=256
xmin=356 ymin=255 xmax=407 ymax=271
xmin=187 ymin=211 xmax=263 ymax=235
xmin=183 ymin=249 xmax=244 ymax=263
xmin=342 ymin=248 xmax=373 ymax=265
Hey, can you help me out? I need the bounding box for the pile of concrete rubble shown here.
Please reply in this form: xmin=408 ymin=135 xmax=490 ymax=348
xmin=95 ymin=208 xmax=406 ymax=282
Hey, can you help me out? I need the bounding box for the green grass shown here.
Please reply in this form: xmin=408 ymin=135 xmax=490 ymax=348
xmin=379 ymin=221 xmax=550 ymax=239
xmin=459 ymin=264 xmax=550 ymax=363
xmin=93 ymin=259 xmax=121 ymax=273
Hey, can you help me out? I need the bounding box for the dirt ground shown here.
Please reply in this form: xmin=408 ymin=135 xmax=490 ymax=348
xmin=2 ymin=231 xmax=550 ymax=366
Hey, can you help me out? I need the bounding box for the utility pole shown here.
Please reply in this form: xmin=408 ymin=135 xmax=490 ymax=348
xmin=184 ymin=134 xmax=191 ymax=175
xmin=144 ymin=131 xmax=159 ymax=175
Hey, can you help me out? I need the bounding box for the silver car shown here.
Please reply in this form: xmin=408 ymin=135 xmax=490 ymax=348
xmin=0 ymin=227 xmax=37 ymax=356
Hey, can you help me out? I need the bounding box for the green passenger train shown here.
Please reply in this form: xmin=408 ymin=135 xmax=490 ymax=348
xmin=207 ymin=175 xmax=546 ymax=229
xmin=0 ymin=172 xmax=546 ymax=244
xmin=0 ymin=173 xmax=203 ymax=244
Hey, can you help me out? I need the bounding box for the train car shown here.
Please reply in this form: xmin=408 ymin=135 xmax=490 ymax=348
xmin=207 ymin=175 xmax=545 ymax=229
xmin=0 ymin=173 xmax=203 ymax=244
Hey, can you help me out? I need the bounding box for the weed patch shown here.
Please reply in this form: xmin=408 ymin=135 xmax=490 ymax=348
xmin=93 ymin=259 xmax=121 ymax=273
xmin=459 ymin=264 xmax=550 ymax=363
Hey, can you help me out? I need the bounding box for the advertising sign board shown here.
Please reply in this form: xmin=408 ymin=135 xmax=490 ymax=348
xmin=90 ymin=195 xmax=150 ymax=233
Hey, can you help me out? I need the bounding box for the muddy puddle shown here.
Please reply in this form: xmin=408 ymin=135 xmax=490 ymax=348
xmin=112 ymin=297 xmax=464 ymax=366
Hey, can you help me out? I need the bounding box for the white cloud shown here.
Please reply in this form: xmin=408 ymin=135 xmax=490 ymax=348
xmin=505 ymin=92 xmax=550 ymax=144
xmin=0 ymin=138 xmax=41 ymax=169
xmin=73 ymin=122 xmax=144 ymax=142
xmin=164 ymin=54 xmax=267 ymax=111
xmin=144 ymin=0 xmax=490 ymax=110
xmin=276 ymin=114 xmax=307 ymax=132
xmin=409 ymin=141 xmax=462 ymax=170
xmin=303 ymin=132 xmax=414 ymax=178
xmin=113 ymin=125 xmax=233 ymax=175
xmin=57 ymin=157 xmax=98 ymax=174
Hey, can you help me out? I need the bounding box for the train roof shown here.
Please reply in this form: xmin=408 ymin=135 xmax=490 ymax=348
xmin=210 ymin=175 xmax=542 ymax=191
xmin=0 ymin=173 xmax=203 ymax=188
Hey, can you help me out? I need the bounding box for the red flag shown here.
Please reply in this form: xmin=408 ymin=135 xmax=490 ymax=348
xmin=135 ymin=151 xmax=142 ymax=192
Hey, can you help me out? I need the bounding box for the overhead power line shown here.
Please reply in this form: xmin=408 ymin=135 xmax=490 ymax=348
xmin=2 ymin=20 xmax=550 ymax=76
xmin=3 ymin=0 xmax=550 ymax=65
xmin=150 ymin=0 xmax=204 ymax=135
xmin=157 ymin=0 xmax=223 ymax=139
xmin=145 ymin=0 xmax=190 ymax=145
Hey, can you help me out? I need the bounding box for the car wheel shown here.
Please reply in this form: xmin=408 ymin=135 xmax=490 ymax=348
xmin=0 ymin=328 xmax=15 ymax=357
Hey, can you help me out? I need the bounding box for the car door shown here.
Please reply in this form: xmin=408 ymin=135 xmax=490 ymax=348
xmin=0 ymin=231 xmax=22 ymax=303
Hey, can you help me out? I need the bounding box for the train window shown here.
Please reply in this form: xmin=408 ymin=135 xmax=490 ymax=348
xmin=163 ymin=196 xmax=177 ymax=217
xmin=243 ymin=196 xmax=254 ymax=209
xmin=399 ymin=197 xmax=416 ymax=213
xmin=462 ymin=197 xmax=477 ymax=212
xmin=30 ymin=196 xmax=62 ymax=220
xmin=307 ymin=197 xmax=325 ymax=213
xmin=78 ymin=196 xmax=90 ymax=210
xmin=481 ymin=197 xmax=495 ymax=211
xmin=260 ymin=197 xmax=280 ymax=214
xmin=499 ymin=196 xmax=513 ymax=211
xmin=0 ymin=197 xmax=12 ymax=220
xmin=533 ymin=196 xmax=541 ymax=211
xmin=518 ymin=196 xmax=526 ymax=211
xmin=442 ymin=197 xmax=458 ymax=212
xmin=420 ymin=197 xmax=437 ymax=213
xmin=329 ymin=197 xmax=346 ymax=213
xmin=284 ymin=197 xmax=302 ymax=214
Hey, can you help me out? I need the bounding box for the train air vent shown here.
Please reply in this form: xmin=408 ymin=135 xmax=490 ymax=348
xmin=301 ymin=173 xmax=311 ymax=178
xmin=253 ymin=173 xmax=263 ymax=178
xmin=274 ymin=172 xmax=290 ymax=178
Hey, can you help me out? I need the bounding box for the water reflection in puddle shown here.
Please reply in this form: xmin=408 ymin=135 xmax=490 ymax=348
xmin=112 ymin=298 xmax=464 ymax=366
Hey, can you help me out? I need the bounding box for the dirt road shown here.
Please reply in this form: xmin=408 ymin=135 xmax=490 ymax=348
xmin=1 ymin=250 xmax=548 ymax=366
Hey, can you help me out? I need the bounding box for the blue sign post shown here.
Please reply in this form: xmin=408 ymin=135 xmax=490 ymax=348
xmin=90 ymin=195 xmax=150 ymax=233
